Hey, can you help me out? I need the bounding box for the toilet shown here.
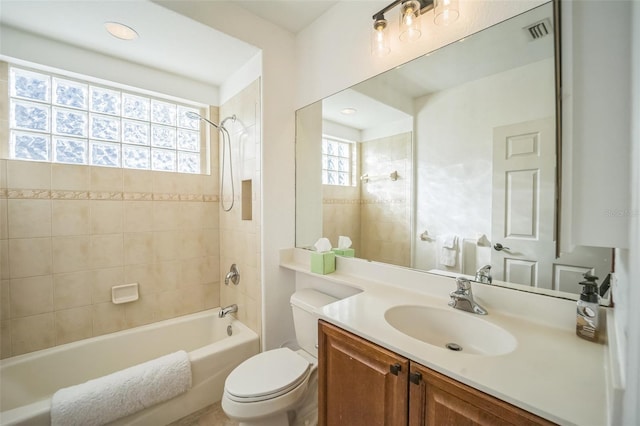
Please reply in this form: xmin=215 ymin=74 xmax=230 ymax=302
xmin=221 ymin=289 xmax=338 ymax=426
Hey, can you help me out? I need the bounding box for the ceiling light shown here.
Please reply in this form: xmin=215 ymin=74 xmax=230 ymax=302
xmin=341 ymin=108 xmax=357 ymax=115
xmin=371 ymin=0 xmax=459 ymax=55
xmin=104 ymin=22 xmax=139 ymax=41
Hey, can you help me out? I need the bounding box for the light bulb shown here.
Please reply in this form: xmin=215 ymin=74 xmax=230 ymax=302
xmin=371 ymin=17 xmax=390 ymax=57
xmin=434 ymin=0 xmax=459 ymax=26
xmin=399 ymin=0 xmax=421 ymax=42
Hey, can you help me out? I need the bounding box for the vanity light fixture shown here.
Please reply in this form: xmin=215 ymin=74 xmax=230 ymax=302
xmin=371 ymin=0 xmax=459 ymax=55
xmin=104 ymin=22 xmax=139 ymax=40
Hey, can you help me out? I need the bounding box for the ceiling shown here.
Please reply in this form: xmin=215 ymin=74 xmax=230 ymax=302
xmin=0 ymin=0 xmax=337 ymax=88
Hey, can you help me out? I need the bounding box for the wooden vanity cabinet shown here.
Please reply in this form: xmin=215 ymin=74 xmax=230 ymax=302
xmin=318 ymin=321 xmax=555 ymax=426
xmin=318 ymin=320 xmax=409 ymax=426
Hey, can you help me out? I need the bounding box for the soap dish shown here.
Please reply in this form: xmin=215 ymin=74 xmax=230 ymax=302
xmin=112 ymin=283 xmax=139 ymax=304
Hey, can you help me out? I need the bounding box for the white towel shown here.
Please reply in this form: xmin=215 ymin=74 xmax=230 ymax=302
xmin=51 ymin=350 xmax=192 ymax=426
xmin=439 ymin=235 xmax=458 ymax=267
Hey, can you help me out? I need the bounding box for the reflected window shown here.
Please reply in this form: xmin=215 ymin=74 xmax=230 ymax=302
xmin=8 ymin=65 xmax=205 ymax=174
xmin=322 ymin=136 xmax=355 ymax=186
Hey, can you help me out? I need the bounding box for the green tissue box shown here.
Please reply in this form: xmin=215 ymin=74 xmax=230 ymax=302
xmin=310 ymin=251 xmax=336 ymax=274
xmin=331 ymin=248 xmax=355 ymax=257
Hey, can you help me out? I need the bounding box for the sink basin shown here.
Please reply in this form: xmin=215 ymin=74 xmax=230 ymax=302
xmin=384 ymin=305 xmax=517 ymax=356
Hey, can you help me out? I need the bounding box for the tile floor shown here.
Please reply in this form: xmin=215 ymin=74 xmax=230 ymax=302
xmin=169 ymin=402 xmax=237 ymax=426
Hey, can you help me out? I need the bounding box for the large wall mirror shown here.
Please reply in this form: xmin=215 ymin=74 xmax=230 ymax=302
xmin=296 ymin=1 xmax=613 ymax=300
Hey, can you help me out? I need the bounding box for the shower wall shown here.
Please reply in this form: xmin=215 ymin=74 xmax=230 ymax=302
xmin=218 ymin=79 xmax=262 ymax=336
xmin=0 ymin=61 xmax=229 ymax=358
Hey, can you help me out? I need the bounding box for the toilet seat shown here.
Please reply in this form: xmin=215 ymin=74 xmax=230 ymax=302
xmin=225 ymin=347 xmax=311 ymax=403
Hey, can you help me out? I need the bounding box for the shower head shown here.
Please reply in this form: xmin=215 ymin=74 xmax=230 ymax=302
xmin=186 ymin=111 xmax=220 ymax=129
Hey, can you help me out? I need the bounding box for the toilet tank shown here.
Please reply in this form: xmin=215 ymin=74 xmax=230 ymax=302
xmin=290 ymin=289 xmax=338 ymax=358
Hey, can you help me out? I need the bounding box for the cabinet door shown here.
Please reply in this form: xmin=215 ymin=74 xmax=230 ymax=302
xmin=318 ymin=321 xmax=409 ymax=426
xmin=408 ymin=363 xmax=555 ymax=426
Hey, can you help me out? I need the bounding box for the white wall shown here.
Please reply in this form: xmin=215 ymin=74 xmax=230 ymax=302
xmin=413 ymin=58 xmax=554 ymax=271
xmin=0 ymin=25 xmax=219 ymax=105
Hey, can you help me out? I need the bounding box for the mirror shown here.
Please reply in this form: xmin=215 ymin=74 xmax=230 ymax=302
xmin=296 ymin=2 xmax=613 ymax=300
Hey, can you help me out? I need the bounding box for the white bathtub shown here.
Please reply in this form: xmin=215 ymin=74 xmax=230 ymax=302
xmin=0 ymin=309 xmax=259 ymax=426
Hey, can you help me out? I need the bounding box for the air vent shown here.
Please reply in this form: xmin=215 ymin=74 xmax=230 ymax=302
xmin=524 ymin=18 xmax=552 ymax=41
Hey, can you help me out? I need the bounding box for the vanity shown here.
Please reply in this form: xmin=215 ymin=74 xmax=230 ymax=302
xmin=280 ymin=248 xmax=611 ymax=426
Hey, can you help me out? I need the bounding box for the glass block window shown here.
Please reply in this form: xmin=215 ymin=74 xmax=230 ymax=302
xmin=8 ymin=65 xmax=205 ymax=174
xmin=322 ymin=136 xmax=356 ymax=186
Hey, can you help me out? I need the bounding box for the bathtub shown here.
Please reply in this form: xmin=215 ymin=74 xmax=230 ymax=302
xmin=0 ymin=309 xmax=259 ymax=426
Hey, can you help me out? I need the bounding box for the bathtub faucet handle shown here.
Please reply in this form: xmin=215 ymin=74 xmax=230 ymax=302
xmin=219 ymin=304 xmax=238 ymax=318
xmin=225 ymin=264 xmax=240 ymax=286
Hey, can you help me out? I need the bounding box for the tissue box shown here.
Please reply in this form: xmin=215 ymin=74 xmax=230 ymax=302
xmin=310 ymin=251 xmax=336 ymax=274
xmin=331 ymin=248 xmax=355 ymax=257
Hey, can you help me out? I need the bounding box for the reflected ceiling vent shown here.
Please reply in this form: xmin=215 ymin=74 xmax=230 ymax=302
xmin=524 ymin=18 xmax=552 ymax=41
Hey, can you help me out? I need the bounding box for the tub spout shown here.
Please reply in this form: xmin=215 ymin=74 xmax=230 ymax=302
xmin=219 ymin=304 xmax=238 ymax=318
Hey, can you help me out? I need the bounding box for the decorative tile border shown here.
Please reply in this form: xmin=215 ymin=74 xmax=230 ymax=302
xmin=1 ymin=188 xmax=219 ymax=202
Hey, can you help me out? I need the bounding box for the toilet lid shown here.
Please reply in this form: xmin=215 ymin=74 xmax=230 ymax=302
xmin=225 ymin=347 xmax=311 ymax=401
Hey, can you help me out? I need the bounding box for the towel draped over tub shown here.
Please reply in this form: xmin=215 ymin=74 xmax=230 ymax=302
xmin=51 ymin=350 xmax=192 ymax=426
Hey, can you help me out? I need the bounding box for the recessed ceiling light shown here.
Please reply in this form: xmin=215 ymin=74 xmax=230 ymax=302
xmin=341 ymin=108 xmax=357 ymax=115
xmin=104 ymin=22 xmax=139 ymax=41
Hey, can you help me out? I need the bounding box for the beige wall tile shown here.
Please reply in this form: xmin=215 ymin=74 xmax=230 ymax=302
xmin=7 ymin=160 xmax=51 ymax=190
xmin=124 ymin=293 xmax=158 ymax=328
xmin=11 ymin=313 xmax=54 ymax=355
xmin=179 ymin=257 xmax=204 ymax=287
xmin=51 ymin=164 xmax=90 ymax=191
xmin=124 ymin=232 xmax=154 ymax=265
xmin=92 ymin=302 xmax=125 ymax=336
xmin=0 ymin=240 xmax=8 ymax=280
xmin=0 ymin=199 xmax=7 ymax=240
xmin=54 ymin=271 xmax=92 ymax=310
xmin=152 ymin=171 xmax=178 ymax=194
xmin=202 ymin=202 xmax=218 ymax=229
xmin=90 ymin=200 xmax=123 ymax=234
xmin=153 ymin=201 xmax=179 ymax=231
xmin=8 ymin=199 xmax=52 ymax=238
xmin=55 ymin=306 xmax=92 ymax=345
xmin=202 ymin=282 xmax=219 ymax=310
xmin=52 ymin=200 xmax=90 ymax=236
xmin=0 ymin=320 xmax=10 ymax=359
xmin=124 ymin=263 xmax=155 ymax=295
xmin=179 ymin=201 xmax=203 ymax=230
xmin=52 ymin=236 xmax=90 ymax=274
xmin=155 ymin=261 xmax=179 ymax=292
xmin=90 ymin=234 xmax=123 ymax=269
xmin=91 ymin=167 xmax=123 ymax=192
xmin=0 ymin=160 xmax=7 ymax=189
xmin=92 ymin=267 xmax=124 ymax=303
xmin=124 ymin=201 xmax=153 ymax=233
xmin=179 ymin=230 xmax=203 ymax=259
xmin=10 ymin=275 xmax=53 ymax=317
xmin=1 ymin=280 xmax=10 ymax=320
xmin=153 ymin=230 xmax=179 ymax=262
xmin=9 ymin=237 xmax=52 ymax=278
xmin=123 ymin=169 xmax=153 ymax=193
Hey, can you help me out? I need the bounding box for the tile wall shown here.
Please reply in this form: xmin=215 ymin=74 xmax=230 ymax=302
xmin=359 ymin=133 xmax=412 ymax=267
xmin=0 ymin=107 xmax=223 ymax=358
xmin=322 ymin=184 xmax=361 ymax=253
xmin=218 ymin=79 xmax=262 ymax=336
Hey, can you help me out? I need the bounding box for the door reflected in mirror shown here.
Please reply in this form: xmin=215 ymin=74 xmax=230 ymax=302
xmin=295 ymin=1 xmax=613 ymax=300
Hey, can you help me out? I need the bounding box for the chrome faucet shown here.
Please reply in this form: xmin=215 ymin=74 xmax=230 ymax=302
xmin=218 ymin=304 xmax=238 ymax=318
xmin=475 ymin=265 xmax=492 ymax=284
xmin=449 ymin=277 xmax=488 ymax=315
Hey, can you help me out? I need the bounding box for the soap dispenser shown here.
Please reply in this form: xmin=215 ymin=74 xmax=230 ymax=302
xmin=576 ymin=273 xmax=600 ymax=342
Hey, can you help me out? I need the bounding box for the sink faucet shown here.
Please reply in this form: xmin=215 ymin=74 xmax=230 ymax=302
xmin=475 ymin=265 xmax=492 ymax=284
xmin=219 ymin=304 xmax=238 ymax=318
xmin=449 ymin=277 xmax=488 ymax=315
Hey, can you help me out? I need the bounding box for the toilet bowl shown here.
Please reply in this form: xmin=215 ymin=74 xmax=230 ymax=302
xmin=221 ymin=289 xmax=338 ymax=426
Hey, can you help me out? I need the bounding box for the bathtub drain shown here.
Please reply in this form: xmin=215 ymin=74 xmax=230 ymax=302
xmin=227 ymin=325 xmax=233 ymax=336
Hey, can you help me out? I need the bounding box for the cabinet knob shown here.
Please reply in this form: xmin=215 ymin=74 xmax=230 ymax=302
xmin=390 ymin=363 xmax=402 ymax=375
xmin=410 ymin=372 xmax=422 ymax=385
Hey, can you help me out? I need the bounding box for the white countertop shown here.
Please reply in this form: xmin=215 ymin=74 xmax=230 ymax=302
xmin=280 ymin=248 xmax=610 ymax=426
